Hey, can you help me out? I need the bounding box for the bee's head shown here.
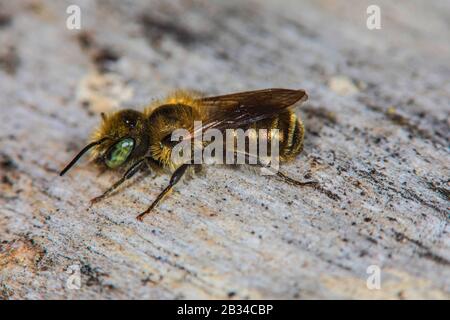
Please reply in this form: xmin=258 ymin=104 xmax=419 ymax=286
xmin=60 ymin=109 xmax=149 ymax=176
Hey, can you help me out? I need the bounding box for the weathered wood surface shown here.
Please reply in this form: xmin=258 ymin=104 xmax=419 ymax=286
xmin=0 ymin=0 xmax=449 ymax=299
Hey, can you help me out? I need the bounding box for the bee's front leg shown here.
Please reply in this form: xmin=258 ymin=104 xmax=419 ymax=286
xmin=90 ymin=158 xmax=146 ymax=205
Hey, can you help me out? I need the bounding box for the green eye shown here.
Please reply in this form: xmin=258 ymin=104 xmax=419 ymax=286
xmin=105 ymin=138 xmax=134 ymax=168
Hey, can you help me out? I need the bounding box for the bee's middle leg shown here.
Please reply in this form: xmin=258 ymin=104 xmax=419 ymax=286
xmin=136 ymin=163 xmax=190 ymax=221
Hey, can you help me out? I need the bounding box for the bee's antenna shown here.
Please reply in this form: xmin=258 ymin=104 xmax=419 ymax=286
xmin=59 ymin=137 xmax=109 ymax=176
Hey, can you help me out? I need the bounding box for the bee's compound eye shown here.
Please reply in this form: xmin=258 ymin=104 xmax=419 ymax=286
xmin=105 ymin=138 xmax=135 ymax=168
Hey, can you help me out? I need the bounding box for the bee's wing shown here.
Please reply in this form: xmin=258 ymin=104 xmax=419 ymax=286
xmin=196 ymin=88 xmax=308 ymax=132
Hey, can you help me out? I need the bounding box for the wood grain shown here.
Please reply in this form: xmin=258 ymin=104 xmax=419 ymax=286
xmin=0 ymin=0 xmax=449 ymax=299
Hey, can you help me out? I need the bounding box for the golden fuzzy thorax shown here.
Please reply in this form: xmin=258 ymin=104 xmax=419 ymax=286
xmin=144 ymin=91 xmax=204 ymax=170
xmin=143 ymin=90 xmax=204 ymax=117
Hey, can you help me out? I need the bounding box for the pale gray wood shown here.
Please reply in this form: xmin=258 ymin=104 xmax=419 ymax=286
xmin=0 ymin=0 xmax=449 ymax=299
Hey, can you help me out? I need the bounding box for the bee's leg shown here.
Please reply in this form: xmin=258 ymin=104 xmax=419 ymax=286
xmin=90 ymin=158 xmax=145 ymax=205
xmin=254 ymin=159 xmax=318 ymax=187
xmin=256 ymin=158 xmax=340 ymax=201
xmin=274 ymin=169 xmax=340 ymax=201
xmin=275 ymin=171 xmax=318 ymax=187
xmin=136 ymin=164 xmax=189 ymax=221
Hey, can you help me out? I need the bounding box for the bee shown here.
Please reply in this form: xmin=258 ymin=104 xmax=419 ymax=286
xmin=60 ymin=88 xmax=318 ymax=221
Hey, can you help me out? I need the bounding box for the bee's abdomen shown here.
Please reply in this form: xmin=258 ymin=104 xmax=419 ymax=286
xmin=253 ymin=110 xmax=304 ymax=163
xmin=278 ymin=111 xmax=304 ymax=161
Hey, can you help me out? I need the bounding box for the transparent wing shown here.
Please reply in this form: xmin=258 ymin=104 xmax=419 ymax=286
xmin=195 ymin=88 xmax=307 ymax=133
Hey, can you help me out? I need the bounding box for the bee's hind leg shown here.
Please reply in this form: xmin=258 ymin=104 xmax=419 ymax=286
xmin=256 ymin=160 xmax=318 ymax=187
xmin=271 ymin=168 xmax=341 ymax=201
xmin=136 ymin=163 xmax=190 ymax=222
xmin=255 ymin=157 xmax=340 ymax=201
xmin=90 ymin=158 xmax=146 ymax=205
xmin=275 ymin=171 xmax=318 ymax=187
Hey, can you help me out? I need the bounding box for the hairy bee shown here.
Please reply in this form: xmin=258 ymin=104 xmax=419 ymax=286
xmin=60 ymin=88 xmax=316 ymax=221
